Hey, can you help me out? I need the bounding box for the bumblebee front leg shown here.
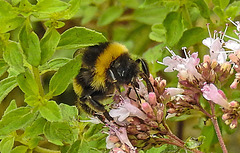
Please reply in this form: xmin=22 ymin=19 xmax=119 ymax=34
xmin=136 ymin=58 xmax=154 ymax=92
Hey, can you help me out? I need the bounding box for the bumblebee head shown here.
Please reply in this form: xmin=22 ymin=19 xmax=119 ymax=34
xmin=108 ymin=53 xmax=139 ymax=85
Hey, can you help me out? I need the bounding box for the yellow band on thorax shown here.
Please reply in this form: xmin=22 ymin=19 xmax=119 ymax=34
xmin=91 ymin=42 xmax=128 ymax=90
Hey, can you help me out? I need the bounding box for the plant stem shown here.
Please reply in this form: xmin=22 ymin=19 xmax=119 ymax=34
xmin=166 ymin=133 xmax=203 ymax=153
xmin=34 ymin=146 xmax=61 ymax=153
xmin=162 ymin=121 xmax=203 ymax=153
xmin=210 ymin=102 xmax=228 ymax=153
xmin=32 ymin=66 xmax=45 ymax=97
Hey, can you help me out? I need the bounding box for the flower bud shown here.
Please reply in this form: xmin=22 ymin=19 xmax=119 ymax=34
xmin=112 ymin=147 xmax=124 ymax=153
xmin=127 ymin=126 xmax=140 ymax=135
xmin=108 ymin=135 xmax=120 ymax=143
xmin=220 ymin=62 xmax=231 ymax=72
xmin=137 ymin=132 xmax=149 ymax=140
xmin=229 ymin=101 xmax=239 ymax=108
xmin=225 ymin=120 xmax=231 ymax=125
xmin=203 ymin=55 xmax=211 ymax=63
xmin=148 ymin=92 xmax=157 ymax=106
xmin=229 ymin=54 xmax=239 ymax=63
xmin=141 ymin=101 xmax=154 ymax=118
xmin=167 ymin=108 xmax=176 ymax=114
xmin=230 ymin=119 xmax=238 ymax=129
xmin=202 ymin=62 xmax=209 ymax=69
xmin=211 ymin=59 xmax=218 ymax=69
xmin=230 ymin=79 xmax=238 ymax=89
xmin=156 ymin=110 xmax=164 ymax=123
xmin=126 ymin=117 xmax=141 ymax=125
xmin=222 ymin=114 xmax=229 ymax=120
xmin=136 ymin=124 xmax=149 ymax=131
xmin=147 ymin=121 xmax=158 ymax=128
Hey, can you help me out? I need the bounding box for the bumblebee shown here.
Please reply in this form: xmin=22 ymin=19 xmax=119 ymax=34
xmin=73 ymin=42 xmax=152 ymax=121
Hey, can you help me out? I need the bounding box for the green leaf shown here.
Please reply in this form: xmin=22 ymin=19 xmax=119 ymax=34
xmin=140 ymin=0 xmax=162 ymax=8
xmin=48 ymin=56 xmax=81 ymax=96
xmin=145 ymin=145 xmax=168 ymax=153
xmin=24 ymin=95 xmax=40 ymax=107
xmin=24 ymin=117 xmax=47 ymax=138
xmin=18 ymin=0 xmax=33 ymax=17
xmin=213 ymin=6 xmax=224 ymax=20
xmin=83 ymin=124 xmax=105 ymax=139
xmin=40 ymin=28 xmax=61 ymax=64
xmin=4 ymin=100 xmax=17 ymax=114
xmin=10 ymin=145 xmax=28 ymax=153
xmin=97 ymin=6 xmax=124 ymax=26
xmin=163 ymin=12 xmax=184 ymax=47
xmin=39 ymin=100 xmax=62 ymax=122
xmin=66 ymin=140 xmax=81 ymax=153
xmin=0 ymin=136 xmax=14 ymax=153
xmin=143 ymin=44 xmax=166 ymax=74
xmin=63 ymin=0 xmax=81 ymax=19
xmin=0 ymin=0 xmax=24 ymax=33
xmin=149 ymin=23 xmax=166 ymax=43
xmin=43 ymin=121 xmax=78 ymax=146
xmin=44 ymin=20 xmax=65 ymax=29
xmin=185 ymin=136 xmax=205 ymax=149
xmin=12 ymin=0 xmax=21 ymax=6
xmin=0 ymin=60 xmax=9 ymax=78
xmin=133 ymin=7 xmax=169 ymax=25
xmin=200 ymin=125 xmax=216 ymax=152
xmin=39 ymin=58 xmax=71 ymax=74
xmin=213 ymin=0 xmax=230 ymax=10
xmin=33 ymin=0 xmax=70 ymax=18
xmin=192 ymin=0 xmax=210 ymax=19
xmin=27 ymin=136 xmax=43 ymax=149
xmin=59 ymin=103 xmax=78 ymax=122
xmin=57 ymin=27 xmax=107 ymax=50
xmin=19 ymin=21 xmax=41 ymax=67
xmin=16 ymin=69 xmax=39 ymax=96
xmin=0 ymin=77 xmax=17 ymax=103
xmin=3 ymin=41 xmax=24 ymax=74
xmin=0 ymin=33 xmax=10 ymax=52
xmin=177 ymin=27 xmax=208 ymax=48
xmin=225 ymin=1 xmax=240 ymax=18
xmin=0 ymin=107 xmax=36 ymax=136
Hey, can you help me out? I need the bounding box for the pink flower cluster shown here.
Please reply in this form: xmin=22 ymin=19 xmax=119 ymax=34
xmin=158 ymin=19 xmax=240 ymax=129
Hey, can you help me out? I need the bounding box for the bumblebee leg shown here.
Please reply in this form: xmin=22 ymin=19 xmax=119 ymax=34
xmin=136 ymin=58 xmax=149 ymax=76
xmin=76 ymin=97 xmax=112 ymax=123
xmin=109 ymin=69 xmax=121 ymax=93
xmin=86 ymin=95 xmax=113 ymax=122
xmin=136 ymin=58 xmax=154 ymax=92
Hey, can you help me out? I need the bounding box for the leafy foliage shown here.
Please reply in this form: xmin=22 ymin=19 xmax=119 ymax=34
xmin=0 ymin=0 xmax=240 ymax=152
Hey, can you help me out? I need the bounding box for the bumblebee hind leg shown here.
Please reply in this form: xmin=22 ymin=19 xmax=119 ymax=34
xmin=77 ymin=94 xmax=113 ymax=122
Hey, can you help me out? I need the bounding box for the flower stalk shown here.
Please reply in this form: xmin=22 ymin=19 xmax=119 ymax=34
xmin=210 ymin=102 xmax=228 ymax=153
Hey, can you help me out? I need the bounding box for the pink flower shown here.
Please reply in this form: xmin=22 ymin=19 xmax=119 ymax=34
xmin=158 ymin=47 xmax=201 ymax=79
xmin=111 ymin=148 xmax=125 ymax=153
xmin=202 ymin=24 xmax=227 ymax=63
xmin=109 ymin=126 xmax=135 ymax=151
xmin=109 ymin=99 xmax=148 ymax=122
xmin=106 ymin=135 xmax=116 ymax=149
xmin=80 ymin=116 xmax=102 ymax=124
xmin=201 ymin=83 xmax=230 ymax=109
xmin=165 ymin=88 xmax=184 ymax=97
xmin=224 ymin=40 xmax=240 ymax=52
